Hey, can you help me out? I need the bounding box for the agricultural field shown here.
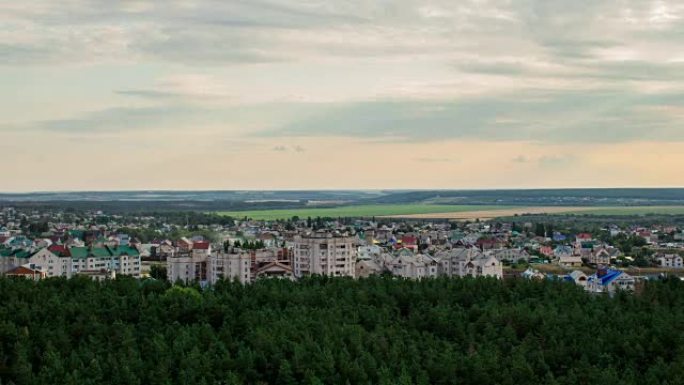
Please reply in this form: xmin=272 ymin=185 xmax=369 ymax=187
xmin=216 ymin=204 xmax=684 ymax=220
xmin=215 ymin=204 xmax=512 ymax=220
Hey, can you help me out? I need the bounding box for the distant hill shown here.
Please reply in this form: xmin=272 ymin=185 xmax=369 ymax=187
xmin=1 ymin=188 xmax=683 ymax=212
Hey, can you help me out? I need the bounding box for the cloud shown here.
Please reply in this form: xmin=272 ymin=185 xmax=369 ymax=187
xmin=271 ymin=145 xmax=305 ymax=153
xmin=261 ymin=88 xmax=684 ymax=143
xmin=537 ymin=155 xmax=576 ymax=168
xmin=414 ymin=157 xmax=458 ymax=163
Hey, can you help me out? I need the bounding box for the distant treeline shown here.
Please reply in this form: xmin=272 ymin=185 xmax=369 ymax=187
xmin=367 ymin=188 xmax=684 ymax=205
xmin=1 ymin=276 xmax=684 ymax=384
xmin=0 ymin=200 xmax=311 ymax=213
xmin=2 ymin=188 xmax=684 ymax=213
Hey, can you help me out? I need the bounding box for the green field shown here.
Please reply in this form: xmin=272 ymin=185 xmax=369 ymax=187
xmin=215 ymin=204 xmax=512 ymax=220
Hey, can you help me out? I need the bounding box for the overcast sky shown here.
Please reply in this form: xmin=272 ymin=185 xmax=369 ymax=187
xmin=2 ymin=0 xmax=683 ymax=191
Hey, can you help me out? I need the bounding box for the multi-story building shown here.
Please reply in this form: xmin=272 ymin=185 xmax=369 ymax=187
xmin=388 ymin=254 xmax=438 ymax=279
xmin=28 ymin=247 xmax=72 ymax=278
xmin=0 ymin=248 xmax=31 ymax=274
xmin=434 ymin=248 xmax=503 ymax=279
xmin=293 ymin=232 xmax=357 ymax=278
xmin=22 ymin=245 xmax=141 ymax=279
xmin=167 ymin=251 xmax=207 ymax=284
xmin=207 ymin=251 xmax=251 ymax=284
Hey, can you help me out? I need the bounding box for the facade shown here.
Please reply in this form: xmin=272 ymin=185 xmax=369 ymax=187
xmin=558 ymin=255 xmax=583 ymax=267
xmin=21 ymin=245 xmax=141 ymax=278
xmin=28 ymin=248 xmax=72 ymax=278
xmin=388 ymin=254 xmax=438 ymax=279
xmin=586 ymin=269 xmax=635 ymax=294
xmin=355 ymin=259 xmax=384 ymax=278
xmin=435 ymin=248 xmax=503 ymax=279
xmin=656 ymin=254 xmax=683 ymax=269
xmin=255 ymin=261 xmax=295 ymax=280
xmin=488 ymin=248 xmax=529 ymax=262
xmin=6 ymin=265 xmax=46 ymax=280
xmin=207 ymin=251 xmax=251 ymax=284
xmin=568 ymin=270 xmax=588 ymax=287
xmin=167 ymin=252 xmax=207 ymax=284
xmin=293 ymin=232 xmax=357 ymax=278
xmin=0 ymin=249 xmax=31 ymax=274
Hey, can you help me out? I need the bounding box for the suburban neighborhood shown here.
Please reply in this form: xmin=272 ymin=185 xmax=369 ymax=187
xmin=2 ymin=205 xmax=683 ymax=296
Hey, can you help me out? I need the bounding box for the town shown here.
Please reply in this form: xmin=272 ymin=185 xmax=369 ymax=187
xmin=2 ymin=205 xmax=683 ymax=296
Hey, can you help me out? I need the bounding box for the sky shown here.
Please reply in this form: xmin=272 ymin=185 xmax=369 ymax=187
xmin=1 ymin=0 xmax=683 ymax=191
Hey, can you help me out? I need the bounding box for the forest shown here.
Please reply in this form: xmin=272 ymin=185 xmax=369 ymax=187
xmin=1 ymin=276 xmax=684 ymax=385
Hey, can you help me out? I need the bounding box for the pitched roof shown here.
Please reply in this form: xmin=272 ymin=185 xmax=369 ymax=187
xmin=6 ymin=265 xmax=42 ymax=276
xmin=193 ymin=241 xmax=210 ymax=250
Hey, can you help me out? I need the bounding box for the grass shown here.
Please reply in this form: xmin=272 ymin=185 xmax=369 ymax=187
xmin=215 ymin=204 xmax=513 ymax=220
xmin=215 ymin=204 xmax=684 ymax=220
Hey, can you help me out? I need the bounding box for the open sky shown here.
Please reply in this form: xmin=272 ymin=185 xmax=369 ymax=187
xmin=2 ymin=1 xmax=683 ymax=191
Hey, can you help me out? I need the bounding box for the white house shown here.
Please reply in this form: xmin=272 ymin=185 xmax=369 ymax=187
xmin=656 ymin=254 xmax=683 ymax=269
xmin=586 ymin=269 xmax=635 ymax=294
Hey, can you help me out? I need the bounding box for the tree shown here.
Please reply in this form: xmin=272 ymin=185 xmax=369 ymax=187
xmin=150 ymin=265 xmax=167 ymax=280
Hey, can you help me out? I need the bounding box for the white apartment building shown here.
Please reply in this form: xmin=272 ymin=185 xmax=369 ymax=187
xmin=25 ymin=246 xmax=141 ymax=279
xmin=293 ymin=232 xmax=357 ymax=278
xmin=167 ymin=252 xmax=207 ymax=284
xmin=28 ymin=248 xmax=72 ymax=278
xmin=207 ymin=251 xmax=251 ymax=284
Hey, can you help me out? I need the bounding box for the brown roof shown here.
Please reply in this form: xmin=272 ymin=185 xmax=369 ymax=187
xmin=6 ymin=266 xmax=42 ymax=276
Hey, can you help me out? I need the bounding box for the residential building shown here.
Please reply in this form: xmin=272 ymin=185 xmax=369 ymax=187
xmin=435 ymin=248 xmax=503 ymax=279
xmin=656 ymin=254 xmax=683 ymax=269
xmin=586 ymin=268 xmax=635 ymax=294
xmin=293 ymin=232 xmax=357 ymax=278
xmin=388 ymin=254 xmax=438 ymax=279
xmin=6 ymin=264 xmax=46 ymax=280
xmin=207 ymin=250 xmax=251 ymax=284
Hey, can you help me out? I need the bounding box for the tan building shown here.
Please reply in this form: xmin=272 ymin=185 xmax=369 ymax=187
xmin=293 ymin=232 xmax=357 ymax=278
xmin=207 ymin=251 xmax=251 ymax=284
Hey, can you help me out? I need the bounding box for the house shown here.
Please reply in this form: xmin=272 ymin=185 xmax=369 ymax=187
xmin=656 ymin=254 xmax=683 ymax=269
xmin=552 ymin=232 xmax=567 ymax=242
xmin=558 ymin=255 xmax=583 ymax=268
xmin=192 ymin=241 xmax=211 ymax=259
xmin=435 ymin=248 xmax=503 ymax=279
xmin=568 ymin=270 xmax=588 ymax=287
xmin=589 ymin=247 xmax=621 ymax=266
xmin=521 ymin=268 xmax=545 ymax=280
xmin=177 ymin=237 xmax=193 ymax=252
xmin=255 ymin=261 xmax=294 ymax=280
xmin=5 ymin=264 xmax=46 ymax=281
xmin=0 ymin=248 xmax=31 ymax=274
xmin=28 ymin=248 xmax=72 ymax=278
xmin=355 ymin=259 xmax=384 ymax=278
xmin=257 ymin=233 xmax=278 ymax=248
xmin=575 ymin=233 xmax=593 ymax=244
xmin=388 ymin=254 xmax=438 ymax=279
xmin=357 ymin=245 xmax=382 ymax=260
xmin=539 ymin=246 xmax=553 ymax=257
xmin=586 ymin=268 xmax=635 ymax=294
xmin=553 ymin=245 xmax=574 ymax=259
xmin=488 ymin=248 xmax=529 ymax=262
